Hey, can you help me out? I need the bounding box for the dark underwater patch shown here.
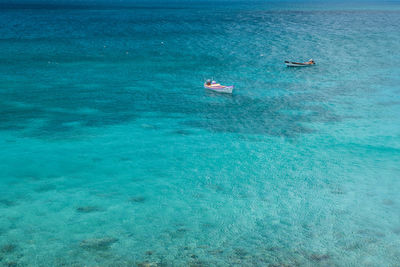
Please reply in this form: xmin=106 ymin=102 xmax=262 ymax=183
xmin=136 ymin=261 xmax=160 ymax=267
xmin=80 ymin=237 xmax=118 ymax=250
xmin=0 ymin=84 xmax=338 ymax=139
xmin=172 ymin=129 xmax=193 ymax=136
xmin=1 ymin=244 xmax=17 ymax=254
xmin=129 ymin=196 xmax=146 ymax=203
xmin=76 ymin=206 xmax=102 ymax=213
xmin=309 ymin=253 xmax=330 ymax=261
xmin=34 ymin=184 xmax=56 ymax=193
xmin=0 ymin=199 xmax=17 ymax=207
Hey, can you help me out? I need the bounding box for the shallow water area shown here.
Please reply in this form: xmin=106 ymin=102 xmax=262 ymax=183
xmin=1 ymin=1 xmax=400 ymax=266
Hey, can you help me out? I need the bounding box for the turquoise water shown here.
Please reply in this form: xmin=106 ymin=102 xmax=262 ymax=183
xmin=1 ymin=1 xmax=400 ymax=266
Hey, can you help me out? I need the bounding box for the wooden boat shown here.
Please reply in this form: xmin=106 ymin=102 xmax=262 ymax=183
xmin=285 ymin=60 xmax=315 ymax=67
xmin=204 ymin=81 xmax=234 ymax=94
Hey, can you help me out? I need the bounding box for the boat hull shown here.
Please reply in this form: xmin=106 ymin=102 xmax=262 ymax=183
xmin=285 ymin=61 xmax=315 ymax=67
xmin=204 ymin=84 xmax=234 ymax=94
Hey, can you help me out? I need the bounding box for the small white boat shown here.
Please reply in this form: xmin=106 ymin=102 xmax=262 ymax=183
xmin=204 ymin=80 xmax=234 ymax=94
xmin=285 ymin=59 xmax=315 ymax=67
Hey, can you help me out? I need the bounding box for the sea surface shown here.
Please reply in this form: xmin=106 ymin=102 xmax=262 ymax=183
xmin=1 ymin=1 xmax=400 ymax=266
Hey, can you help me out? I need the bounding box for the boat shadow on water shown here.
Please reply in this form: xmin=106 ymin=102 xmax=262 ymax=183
xmin=205 ymin=90 xmax=235 ymax=99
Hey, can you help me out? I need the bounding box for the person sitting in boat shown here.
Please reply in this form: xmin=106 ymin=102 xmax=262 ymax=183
xmin=307 ymin=59 xmax=315 ymax=65
xmin=206 ymin=79 xmax=212 ymax=86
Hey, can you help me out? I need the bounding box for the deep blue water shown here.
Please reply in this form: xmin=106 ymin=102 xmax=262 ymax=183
xmin=1 ymin=1 xmax=400 ymax=266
